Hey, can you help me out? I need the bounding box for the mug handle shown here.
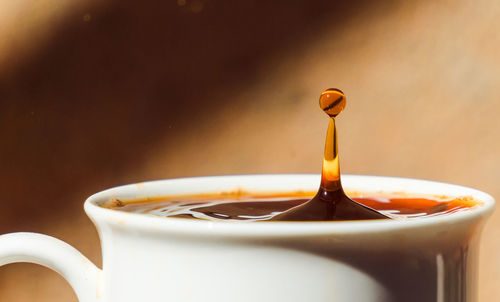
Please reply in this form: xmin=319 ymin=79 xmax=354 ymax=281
xmin=0 ymin=232 xmax=102 ymax=302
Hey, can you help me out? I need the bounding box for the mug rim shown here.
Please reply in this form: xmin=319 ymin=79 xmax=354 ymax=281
xmin=84 ymin=174 xmax=495 ymax=237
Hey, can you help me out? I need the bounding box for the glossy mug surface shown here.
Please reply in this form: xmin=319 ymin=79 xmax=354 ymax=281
xmin=0 ymin=175 xmax=495 ymax=302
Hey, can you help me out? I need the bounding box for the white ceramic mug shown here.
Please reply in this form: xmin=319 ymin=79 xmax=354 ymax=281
xmin=0 ymin=175 xmax=495 ymax=302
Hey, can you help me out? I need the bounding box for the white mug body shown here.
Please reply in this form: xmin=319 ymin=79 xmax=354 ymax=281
xmin=83 ymin=175 xmax=494 ymax=302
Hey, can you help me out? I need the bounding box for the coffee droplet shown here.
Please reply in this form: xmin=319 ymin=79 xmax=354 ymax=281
xmin=319 ymin=88 xmax=346 ymax=117
xmin=272 ymin=88 xmax=389 ymax=221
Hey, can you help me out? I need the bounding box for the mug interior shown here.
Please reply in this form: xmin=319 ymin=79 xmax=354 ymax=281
xmin=84 ymin=174 xmax=495 ymax=236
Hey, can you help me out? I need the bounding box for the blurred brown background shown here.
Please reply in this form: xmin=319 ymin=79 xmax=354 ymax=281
xmin=0 ymin=0 xmax=499 ymax=301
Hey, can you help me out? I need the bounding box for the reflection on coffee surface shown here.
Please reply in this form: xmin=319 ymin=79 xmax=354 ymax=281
xmin=102 ymin=89 xmax=479 ymax=221
xmin=104 ymin=193 xmax=477 ymax=222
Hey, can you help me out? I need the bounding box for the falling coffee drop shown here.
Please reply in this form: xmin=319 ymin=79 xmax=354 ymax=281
xmin=271 ymin=89 xmax=389 ymax=221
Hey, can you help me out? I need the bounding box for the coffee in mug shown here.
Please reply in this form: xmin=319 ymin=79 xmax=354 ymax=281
xmin=104 ymin=192 xmax=478 ymax=222
xmin=103 ymin=89 xmax=479 ymax=223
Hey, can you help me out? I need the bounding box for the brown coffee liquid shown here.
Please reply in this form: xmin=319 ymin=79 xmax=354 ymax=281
xmin=103 ymin=88 xmax=478 ymax=221
xmin=104 ymin=192 xmax=477 ymax=221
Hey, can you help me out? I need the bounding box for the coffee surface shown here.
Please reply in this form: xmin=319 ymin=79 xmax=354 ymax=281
xmin=104 ymin=192 xmax=477 ymax=222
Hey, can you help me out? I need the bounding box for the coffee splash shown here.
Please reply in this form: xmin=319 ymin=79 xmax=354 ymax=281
xmin=271 ymin=89 xmax=389 ymax=221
